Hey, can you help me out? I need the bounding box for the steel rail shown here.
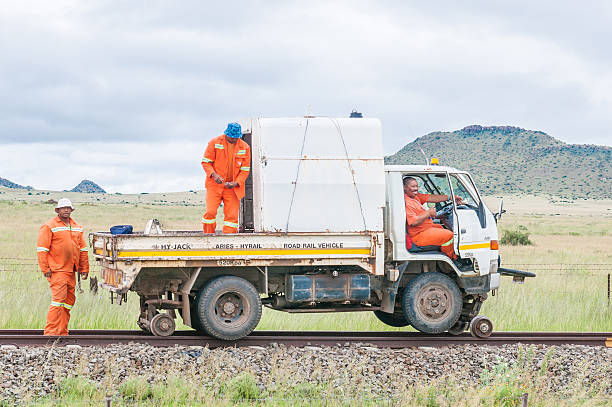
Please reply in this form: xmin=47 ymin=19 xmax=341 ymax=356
xmin=0 ymin=330 xmax=610 ymax=348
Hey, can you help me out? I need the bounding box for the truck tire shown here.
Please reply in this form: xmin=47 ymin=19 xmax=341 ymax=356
xmin=189 ymin=302 xmax=207 ymax=334
xmin=402 ymin=272 xmax=462 ymax=334
xmin=373 ymin=310 xmax=410 ymax=327
xmin=195 ymin=275 xmax=262 ymax=341
xmin=178 ymin=300 xmax=207 ymax=334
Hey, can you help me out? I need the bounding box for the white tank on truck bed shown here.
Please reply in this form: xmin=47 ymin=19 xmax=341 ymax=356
xmin=239 ymin=117 xmax=385 ymax=233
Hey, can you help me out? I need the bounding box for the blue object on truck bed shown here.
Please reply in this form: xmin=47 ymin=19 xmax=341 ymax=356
xmin=110 ymin=225 xmax=133 ymax=235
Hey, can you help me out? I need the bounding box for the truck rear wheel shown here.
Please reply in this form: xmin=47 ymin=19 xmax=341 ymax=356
xmin=402 ymin=272 xmax=462 ymax=334
xmin=178 ymin=300 xmax=207 ymax=334
xmin=373 ymin=310 xmax=410 ymax=327
xmin=189 ymin=302 xmax=207 ymax=334
xmin=195 ymin=276 xmax=262 ymax=341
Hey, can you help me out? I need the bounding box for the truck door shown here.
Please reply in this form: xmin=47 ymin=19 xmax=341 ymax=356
xmin=412 ymin=172 xmax=460 ymax=254
xmin=448 ymin=173 xmax=491 ymax=274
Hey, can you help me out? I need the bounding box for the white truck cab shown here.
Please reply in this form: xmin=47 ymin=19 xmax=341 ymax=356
xmin=386 ymin=164 xmax=499 ymax=277
xmin=91 ymin=116 xmax=533 ymax=340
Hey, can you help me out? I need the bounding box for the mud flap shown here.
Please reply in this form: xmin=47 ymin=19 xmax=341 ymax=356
xmin=380 ymin=265 xmax=406 ymax=313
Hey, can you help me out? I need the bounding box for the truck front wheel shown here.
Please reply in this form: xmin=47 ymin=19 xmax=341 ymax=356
xmin=373 ymin=310 xmax=410 ymax=327
xmin=195 ymin=276 xmax=262 ymax=341
xmin=402 ymin=272 xmax=462 ymax=334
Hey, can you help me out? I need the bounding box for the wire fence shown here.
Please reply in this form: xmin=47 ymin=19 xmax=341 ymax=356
xmin=0 ymin=258 xmax=103 ymax=273
xmin=2 ymin=259 xmax=610 ymax=281
xmin=1 ymin=258 xmax=611 ymax=272
xmin=2 ymin=258 xmax=610 ymax=306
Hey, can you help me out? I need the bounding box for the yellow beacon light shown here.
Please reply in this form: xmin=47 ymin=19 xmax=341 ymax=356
xmin=430 ymin=157 xmax=439 ymax=165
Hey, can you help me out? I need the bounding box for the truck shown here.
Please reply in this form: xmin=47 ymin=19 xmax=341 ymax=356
xmin=90 ymin=117 xmax=534 ymax=340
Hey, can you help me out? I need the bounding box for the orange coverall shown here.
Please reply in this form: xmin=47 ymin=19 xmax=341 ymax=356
xmin=37 ymin=217 xmax=89 ymax=335
xmin=405 ymin=193 xmax=457 ymax=259
xmin=201 ymin=134 xmax=251 ymax=233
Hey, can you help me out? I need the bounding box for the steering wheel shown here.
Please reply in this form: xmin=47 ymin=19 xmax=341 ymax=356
xmin=436 ymin=203 xmax=454 ymax=218
xmin=436 ymin=199 xmax=453 ymax=211
xmin=436 ymin=203 xmax=454 ymax=230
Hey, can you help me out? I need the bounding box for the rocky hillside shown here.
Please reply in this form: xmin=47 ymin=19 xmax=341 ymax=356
xmin=385 ymin=125 xmax=612 ymax=199
xmin=69 ymin=180 xmax=106 ymax=193
xmin=0 ymin=177 xmax=30 ymax=190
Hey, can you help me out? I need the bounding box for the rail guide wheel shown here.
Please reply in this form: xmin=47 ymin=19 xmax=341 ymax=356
xmin=137 ymin=309 xmax=159 ymax=333
xmin=470 ymin=315 xmax=493 ymax=338
xmin=150 ymin=313 xmax=176 ymax=337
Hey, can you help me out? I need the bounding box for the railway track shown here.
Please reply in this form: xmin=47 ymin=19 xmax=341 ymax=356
xmin=1 ymin=330 xmax=610 ymax=348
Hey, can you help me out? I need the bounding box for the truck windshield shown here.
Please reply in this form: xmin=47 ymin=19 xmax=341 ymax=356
xmin=408 ymin=173 xmax=451 ymax=209
xmin=426 ymin=174 xmax=451 ymax=196
xmin=450 ymin=174 xmax=481 ymax=207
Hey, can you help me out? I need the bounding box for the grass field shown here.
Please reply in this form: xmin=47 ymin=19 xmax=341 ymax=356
xmin=0 ymin=190 xmax=610 ymax=332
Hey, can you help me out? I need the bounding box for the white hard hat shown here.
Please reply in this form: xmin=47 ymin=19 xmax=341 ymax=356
xmin=56 ymin=198 xmax=74 ymax=209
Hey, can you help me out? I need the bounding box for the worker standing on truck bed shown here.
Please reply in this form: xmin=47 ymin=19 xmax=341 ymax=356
xmin=404 ymin=177 xmax=462 ymax=260
xmin=201 ymin=122 xmax=251 ymax=233
xmin=36 ymin=198 xmax=89 ymax=336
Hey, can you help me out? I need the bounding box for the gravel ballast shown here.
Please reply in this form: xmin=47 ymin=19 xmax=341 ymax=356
xmin=1 ymin=343 xmax=610 ymax=401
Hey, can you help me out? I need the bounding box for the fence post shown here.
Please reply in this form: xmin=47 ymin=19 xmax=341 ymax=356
xmin=105 ymin=395 xmax=112 ymax=407
xmin=521 ymin=392 xmax=528 ymax=407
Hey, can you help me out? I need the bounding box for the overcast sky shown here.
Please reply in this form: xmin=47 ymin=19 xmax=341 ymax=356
xmin=1 ymin=1 xmax=611 ymax=193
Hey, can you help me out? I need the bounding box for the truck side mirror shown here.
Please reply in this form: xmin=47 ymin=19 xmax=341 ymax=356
xmin=494 ymin=199 xmax=505 ymax=222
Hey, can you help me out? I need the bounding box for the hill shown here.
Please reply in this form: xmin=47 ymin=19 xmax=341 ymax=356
xmin=385 ymin=125 xmax=612 ymax=199
xmin=69 ymin=180 xmax=106 ymax=193
xmin=0 ymin=177 xmax=30 ymax=190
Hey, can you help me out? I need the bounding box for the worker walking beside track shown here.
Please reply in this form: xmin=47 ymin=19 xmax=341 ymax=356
xmin=201 ymin=122 xmax=251 ymax=233
xmin=36 ymin=198 xmax=89 ymax=336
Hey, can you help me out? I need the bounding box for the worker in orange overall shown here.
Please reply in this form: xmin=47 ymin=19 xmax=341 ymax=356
xmin=37 ymin=198 xmax=89 ymax=336
xmin=201 ymin=122 xmax=251 ymax=233
xmin=404 ymin=177 xmax=463 ymax=260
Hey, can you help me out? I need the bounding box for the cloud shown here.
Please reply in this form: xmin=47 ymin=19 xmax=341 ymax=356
xmin=0 ymin=1 xmax=610 ymax=191
xmin=0 ymin=141 xmax=205 ymax=193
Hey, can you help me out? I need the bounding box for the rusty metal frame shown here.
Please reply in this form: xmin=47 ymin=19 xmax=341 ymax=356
xmin=256 ymin=266 xmax=268 ymax=294
xmin=178 ymin=267 xmax=201 ymax=327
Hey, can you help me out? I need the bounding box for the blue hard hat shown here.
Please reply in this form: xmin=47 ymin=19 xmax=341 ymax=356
xmin=224 ymin=122 xmax=242 ymax=138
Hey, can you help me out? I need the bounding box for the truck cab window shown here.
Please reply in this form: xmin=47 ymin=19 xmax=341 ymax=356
xmin=450 ymin=174 xmax=481 ymax=208
xmin=404 ymin=174 xmax=450 ymax=197
xmin=428 ymin=174 xmax=451 ymax=197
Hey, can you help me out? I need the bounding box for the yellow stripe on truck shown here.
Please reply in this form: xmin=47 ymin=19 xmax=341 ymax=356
xmin=116 ymin=248 xmax=371 ymax=258
xmin=459 ymin=242 xmax=490 ymax=250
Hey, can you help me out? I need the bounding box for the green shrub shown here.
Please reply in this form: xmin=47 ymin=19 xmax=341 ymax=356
xmin=289 ymin=382 xmax=325 ymax=399
xmin=151 ymin=376 xmax=194 ymax=403
xmin=59 ymin=376 xmax=98 ymax=400
xmin=119 ymin=377 xmax=152 ymax=401
xmin=500 ymin=226 xmax=533 ymax=246
xmin=223 ymin=372 xmax=260 ymax=402
xmin=480 ymin=360 xmax=526 ymax=407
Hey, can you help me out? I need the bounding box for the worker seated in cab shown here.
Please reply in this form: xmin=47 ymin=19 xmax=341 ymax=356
xmin=403 ymin=176 xmax=462 ymax=260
